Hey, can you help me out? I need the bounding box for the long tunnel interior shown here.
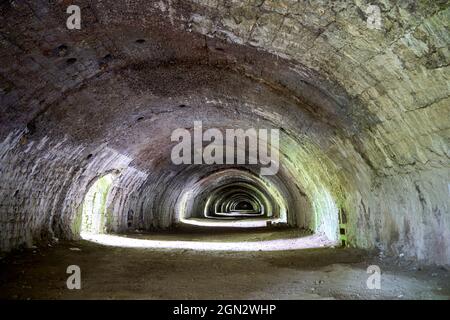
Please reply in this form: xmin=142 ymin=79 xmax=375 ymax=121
xmin=0 ymin=0 xmax=449 ymax=300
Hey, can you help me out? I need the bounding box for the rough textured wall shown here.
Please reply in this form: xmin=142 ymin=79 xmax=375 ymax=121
xmin=0 ymin=0 xmax=448 ymax=264
xmin=0 ymin=129 xmax=147 ymax=250
xmin=185 ymin=0 xmax=450 ymax=263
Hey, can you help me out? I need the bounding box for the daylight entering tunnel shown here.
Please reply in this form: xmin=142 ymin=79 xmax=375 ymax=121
xmin=79 ymin=173 xmax=115 ymax=235
xmin=0 ymin=1 xmax=449 ymax=300
xmin=177 ymin=169 xmax=289 ymax=226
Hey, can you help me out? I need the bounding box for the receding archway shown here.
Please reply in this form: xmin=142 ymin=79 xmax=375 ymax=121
xmin=80 ymin=174 xmax=115 ymax=235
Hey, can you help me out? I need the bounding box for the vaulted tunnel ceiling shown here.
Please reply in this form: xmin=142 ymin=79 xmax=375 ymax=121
xmin=0 ymin=0 xmax=449 ymax=265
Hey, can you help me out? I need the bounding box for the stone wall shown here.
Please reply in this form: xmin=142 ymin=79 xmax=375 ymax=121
xmin=0 ymin=0 xmax=448 ymax=264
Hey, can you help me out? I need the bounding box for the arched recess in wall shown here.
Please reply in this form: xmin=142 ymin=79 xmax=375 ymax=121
xmin=78 ymin=173 xmax=115 ymax=236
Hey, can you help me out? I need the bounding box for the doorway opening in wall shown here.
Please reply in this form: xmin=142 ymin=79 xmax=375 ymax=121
xmin=80 ymin=173 xmax=115 ymax=237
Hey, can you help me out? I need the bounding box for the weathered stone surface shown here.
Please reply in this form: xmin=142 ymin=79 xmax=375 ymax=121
xmin=0 ymin=0 xmax=448 ymax=264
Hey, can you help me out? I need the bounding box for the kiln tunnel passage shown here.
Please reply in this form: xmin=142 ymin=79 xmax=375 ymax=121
xmin=0 ymin=0 xmax=449 ymax=301
xmin=79 ymin=174 xmax=114 ymax=235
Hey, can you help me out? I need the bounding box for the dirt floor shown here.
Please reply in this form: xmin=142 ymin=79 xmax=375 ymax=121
xmin=0 ymin=228 xmax=449 ymax=300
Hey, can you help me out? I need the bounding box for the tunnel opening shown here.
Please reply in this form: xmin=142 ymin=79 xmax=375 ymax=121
xmin=234 ymin=200 xmax=253 ymax=211
xmin=206 ymin=184 xmax=268 ymax=219
xmin=176 ymin=169 xmax=289 ymax=229
xmin=79 ymin=174 xmax=115 ymax=236
xmin=80 ymin=165 xmax=334 ymax=252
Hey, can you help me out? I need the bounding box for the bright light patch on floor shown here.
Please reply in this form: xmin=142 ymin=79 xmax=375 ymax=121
xmin=179 ymin=217 xmax=279 ymax=228
xmin=81 ymin=233 xmax=334 ymax=251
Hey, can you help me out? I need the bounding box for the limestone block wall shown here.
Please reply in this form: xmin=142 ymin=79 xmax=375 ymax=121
xmin=0 ymin=130 xmax=147 ymax=251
